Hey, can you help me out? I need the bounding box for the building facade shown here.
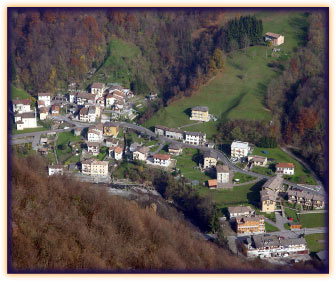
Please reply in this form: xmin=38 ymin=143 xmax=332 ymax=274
xmin=190 ymin=106 xmax=210 ymax=122
xmin=231 ymin=141 xmax=250 ymax=159
xmin=81 ymin=159 xmax=108 ymax=177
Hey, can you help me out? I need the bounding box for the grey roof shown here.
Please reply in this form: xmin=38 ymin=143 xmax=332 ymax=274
xmin=228 ymin=205 xmax=253 ymax=214
xmin=260 ymin=189 xmax=276 ymax=201
xmin=249 ymin=155 xmax=267 ymax=162
xmin=91 ymin=82 xmax=105 ymax=89
xmin=185 ymin=131 xmax=205 ymax=137
xmin=87 ymin=142 xmax=100 ymax=147
xmin=204 ymin=150 xmax=217 ymax=159
xmin=135 ymin=146 xmax=150 ymax=154
xmin=217 ymin=164 xmax=229 ymax=173
xmin=262 ymin=175 xmax=283 ymax=192
xmin=236 ymin=215 xmax=264 ymax=223
xmin=287 ymin=190 xmax=324 ymax=202
xmin=104 ymin=121 xmax=119 ymax=128
xmin=192 ymin=106 xmax=208 ymax=112
xmin=166 ymin=127 xmax=184 ymax=134
xmin=253 ymin=234 xmax=306 ymax=249
xmin=20 ymin=112 xmax=35 ymax=119
xmin=169 ymin=143 xmax=182 ymax=150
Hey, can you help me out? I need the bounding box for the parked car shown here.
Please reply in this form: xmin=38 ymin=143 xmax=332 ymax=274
xmin=288 ymin=217 xmax=293 ymax=221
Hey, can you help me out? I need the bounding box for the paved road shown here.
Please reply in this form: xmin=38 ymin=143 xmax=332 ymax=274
xmin=11 ymin=116 xmax=325 ymax=196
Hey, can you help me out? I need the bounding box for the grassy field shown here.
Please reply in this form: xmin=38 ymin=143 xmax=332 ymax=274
xmin=252 ymin=146 xmax=316 ymax=184
xmin=56 ymin=132 xmax=82 ymax=163
xmin=305 ymin=233 xmax=327 ymax=253
xmin=284 ymin=207 xmax=299 ymax=222
xmin=175 ymin=148 xmax=211 ymax=183
xmin=144 ymin=11 xmax=308 ymax=139
xmin=251 ymin=165 xmax=275 ymax=176
xmin=197 ymin=180 xmax=263 ymax=211
xmin=299 ymin=213 xmax=326 ymax=228
xmin=265 ymin=222 xmax=280 ymax=232
xmin=232 ymin=172 xmax=257 ymax=184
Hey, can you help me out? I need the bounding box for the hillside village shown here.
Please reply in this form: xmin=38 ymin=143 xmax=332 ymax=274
xmin=10 ymin=27 xmax=327 ymax=267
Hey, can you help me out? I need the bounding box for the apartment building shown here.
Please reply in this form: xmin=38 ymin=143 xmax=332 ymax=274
xmin=236 ymin=215 xmax=265 ymax=235
xmin=190 ymin=106 xmax=210 ymax=122
xmin=231 ymin=141 xmax=250 ymax=159
xmin=81 ymin=159 xmax=108 ymax=177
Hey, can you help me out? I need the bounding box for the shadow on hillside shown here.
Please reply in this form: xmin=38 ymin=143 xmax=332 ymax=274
xmin=183 ymin=108 xmax=192 ymax=118
xmin=288 ymin=14 xmax=309 ymax=47
xmin=246 ymin=179 xmax=267 ymax=208
xmin=220 ymin=91 xmax=247 ymax=121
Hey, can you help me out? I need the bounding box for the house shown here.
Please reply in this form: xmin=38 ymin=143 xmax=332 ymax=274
xmin=39 ymin=107 xmax=49 ymax=120
xmin=81 ymin=159 xmax=109 ymax=177
xmin=40 ymin=137 xmax=48 ymax=146
xmin=276 ymin=163 xmax=295 ymax=175
xmin=112 ymin=90 xmax=125 ymax=104
xmin=203 ymin=150 xmax=217 ymax=169
xmin=154 ymin=125 xmax=167 ymax=136
xmin=87 ymin=142 xmax=100 ymax=156
xmin=37 ymin=100 xmax=45 ymax=109
xmin=183 ymin=131 xmax=206 ymax=145
xmin=15 ymin=112 xmax=37 ymax=130
xmin=236 ymin=215 xmax=265 ymax=235
xmin=260 ymin=189 xmax=277 ymax=213
xmin=105 ymin=93 xmax=115 ymax=107
xmin=168 ymin=143 xmax=183 ymax=156
xmin=76 ymin=91 xmax=96 ymax=105
xmin=287 ymin=190 xmax=325 ymax=209
xmin=265 ymin=32 xmax=285 ymax=46
xmin=79 ymin=107 xmax=89 ymax=122
xmin=190 ymin=106 xmax=210 ymax=122
xmin=38 ymin=93 xmax=51 ymax=107
xmin=38 ymin=147 xmax=48 ymax=155
xmin=227 ymin=206 xmax=255 ymax=219
xmin=231 ymin=141 xmax=250 ymax=159
xmin=74 ymin=128 xmax=82 ymax=137
xmin=246 ymin=234 xmax=308 ymax=259
xmin=248 ymin=155 xmax=267 ymax=167
xmin=12 ymin=99 xmax=31 ymax=113
xmin=217 ymin=165 xmax=230 ymax=184
xmin=262 ymin=175 xmax=283 ymax=194
xmin=87 ymin=124 xmax=104 ymax=142
xmin=51 ymin=105 xmax=60 ymax=116
xmin=48 ymin=165 xmax=64 ymax=176
xmin=130 ymin=142 xmax=142 ymax=152
xmin=208 ymin=179 xmax=217 ymax=189
xmin=153 ymin=154 xmax=171 ymax=166
xmin=165 ymin=128 xmax=184 ymax=140
xmin=96 ymin=97 xmax=105 ymax=107
xmin=103 ymin=122 xmax=120 ymax=137
xmin=88 ymin=106 xmax=99 ymax=123
xmin=110 ymin=146 xmax=123 ymax=160
xmin=91 ymin=82 xmax=106 ymax=97
xmin=133 ymin=146 xmax=150 ymax=161
xmin=105 ymin=138 xmax=120 ymax=148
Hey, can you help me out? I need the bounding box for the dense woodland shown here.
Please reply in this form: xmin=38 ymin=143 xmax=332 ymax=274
xmin=10 ymin=155 xmax=324 ymax=272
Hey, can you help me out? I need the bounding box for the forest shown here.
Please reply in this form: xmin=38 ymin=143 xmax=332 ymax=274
xmin=9 ymin=154 xmax=324 ymax=272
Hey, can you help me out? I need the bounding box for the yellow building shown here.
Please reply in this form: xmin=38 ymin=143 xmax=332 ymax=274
xmin=236 ymin=215 xmax=265 ymax=235
xmin=81 ymin=159 xmax=108 ymax=177
xmin=260 ymin=189 xmax=277 ymax=213
xmin=103 ymin=122 xmax=120 ymax=137
xmin=190 ymin=106 xmax=210 ymax=122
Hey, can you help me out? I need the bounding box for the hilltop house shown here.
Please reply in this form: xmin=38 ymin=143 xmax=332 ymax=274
xmin=276 ymin=163 xmax=295 ymax=175
xmin=190 ymin=106 xmax=210 ymax=122
xmin=91 ymin=82 xmax=106 ymax=97
xmin=12 ymin=99 xmax=31 ymax=113
xmin=133 ymin=146 xmax=150 ymax=161
xmin=203 ymin=150 xmax=217 ymax=169
xmin=153 ymin=154 xmax=171 ymax=166
xmin=81 ymin=159 xmax=108 ymax=177
xmin=265 ymin=32 xmax=285 ymax=46
xmin=38 ymin=93 xmax=51 ymax=107
xmin=228 ymin=206 xmax=255 ymax=219
xmin=87 ymin=142 xmax=100 ymax=156
xmin=231 ymin=141 xmax=250 ymax=159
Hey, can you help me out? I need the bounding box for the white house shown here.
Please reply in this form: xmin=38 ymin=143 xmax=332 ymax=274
xmin=276 ymin=163 xmax=295 ymax=175
xmin=246 ymin=235 xmax=308 ymax=259
xmin=217 ymin=165 xmax=230 ymax=184
xmin=91 ymin=82 xmax=106 ymax=98
xmin=87 ymin=124 xmax=103 ymax=142
xmin=109 ymin=146 xmax=123 ymax=160
xmin=39 ymin=107 xmax=49 ymax=120
xmin=183 ymin=131 xmax=206 ymax=146
xmin=87 ymin=142 xmax=100 ymax=156
xmin=15 ymin=112 xmax=37 ymax=130
xmin=231 ymin=141 xmax=250 ymax=159
xmin=133 ymin=146 xmax=150 ymax=161
xmin=12 ymin=99 xmax=31 ymax=113
xmin=105 ymin=93 xmax=115 ymax=107
xmin=38 ymin=93 xmax=51 ymax=107
xmin=48 ymin=165 xmax=64 ymax=176
xmin=153 ymin=154 xmax=171 ymax=167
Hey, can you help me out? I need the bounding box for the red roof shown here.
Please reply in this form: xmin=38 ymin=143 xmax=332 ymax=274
xmin=208 ymin=179 xmax=217 ymax=187
xmin=114 ymin=146 xmax=123 ymax=154
xmin=52 ymin=105 xmax=60 ymax=111
xmin=13 ymin=99 xmax=30 ymax=105
xmin=154 ymin=154 xmax=171 ymax=160
xmin=276 ymin=163 xmax=294 ymax=169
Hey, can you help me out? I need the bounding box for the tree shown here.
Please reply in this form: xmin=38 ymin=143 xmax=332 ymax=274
xmin=213 ymin=48 xmax=226 ymax=70
xmin=230 ymin=127 xmax=243 ymax=141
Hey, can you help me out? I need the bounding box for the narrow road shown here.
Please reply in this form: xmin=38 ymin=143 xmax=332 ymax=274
xmin=178 ymin=121 xmax=202 ymax=129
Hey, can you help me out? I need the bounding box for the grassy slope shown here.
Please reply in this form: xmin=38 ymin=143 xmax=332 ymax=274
xmin=305 ymin=233 xmax=326 ymax=253
xmin=265 ymin=221 xmax=280 ymax=232
xmin=10 ymin=84 xmax=31 ymax=100
xmin=56 ymin=132 xmax=82 ymax=163
xmin=144 ymin=11 xmax=308 ymax=139
xmin=252 ymin=147 xmax=316 ymax=184
xmin=299 ymin=213 xmax=326 ymax=228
